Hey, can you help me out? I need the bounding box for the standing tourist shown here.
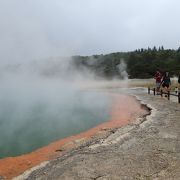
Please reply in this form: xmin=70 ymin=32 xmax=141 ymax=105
xmin=176 ymin=74 xmax=180 ymax=93
xmin=175 ymin=87 xmax=178 ymax=94
xmin=161 ymin=72 xmax=171 ymax=96
xmin=154 ymin=70 xmax=162 ymax=94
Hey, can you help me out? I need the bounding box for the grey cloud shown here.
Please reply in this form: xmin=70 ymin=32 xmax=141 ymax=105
xmin=0 ymin=0 xmax=180 ymax=64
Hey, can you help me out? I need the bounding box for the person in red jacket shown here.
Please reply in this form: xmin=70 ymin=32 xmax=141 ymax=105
xmin=154 ymin=70 xmax=162 ymax=94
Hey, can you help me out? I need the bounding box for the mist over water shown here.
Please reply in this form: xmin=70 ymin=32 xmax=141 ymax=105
xmin=0 ymin=58 xmax=112 ymax=158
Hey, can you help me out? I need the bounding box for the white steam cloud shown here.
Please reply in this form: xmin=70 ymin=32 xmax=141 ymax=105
xmin=0 ymin=58 xmax=112 ymax=158
xmin=117 ymin=59 xmax=129 ymax=80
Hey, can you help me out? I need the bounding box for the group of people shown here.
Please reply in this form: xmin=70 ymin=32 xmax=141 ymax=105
xmin=154 ymin=70 xmax=173 ymax=96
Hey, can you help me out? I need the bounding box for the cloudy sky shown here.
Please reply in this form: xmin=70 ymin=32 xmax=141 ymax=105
xmin=0 ymin=0 xmax=180 ymax=64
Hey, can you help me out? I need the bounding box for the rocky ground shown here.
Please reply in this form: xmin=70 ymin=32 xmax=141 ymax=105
xmin=14 ymin=88 xmax=180 ymax=180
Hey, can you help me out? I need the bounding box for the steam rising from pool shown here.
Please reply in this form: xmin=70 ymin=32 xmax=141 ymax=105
xmin=0 ymin=58 xmax=113 ymax=158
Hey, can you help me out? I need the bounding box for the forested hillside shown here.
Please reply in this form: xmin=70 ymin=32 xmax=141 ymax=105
xmin=72 ymin=46 xmax=180 ymax=79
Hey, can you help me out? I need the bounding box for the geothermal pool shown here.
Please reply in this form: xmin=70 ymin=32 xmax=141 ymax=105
xmin=0 ymin=67 xmax=146 ymax=160
xmin=0 ymin=89 xmax=112 ymax=159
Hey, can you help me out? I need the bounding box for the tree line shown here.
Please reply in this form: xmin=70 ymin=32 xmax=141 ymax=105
xmin=72 ymin=46 xmax=180 ymax=79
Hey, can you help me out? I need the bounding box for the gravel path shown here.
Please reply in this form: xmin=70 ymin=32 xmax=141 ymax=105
xmin=15 ymin=88 xmax=180 ymax=180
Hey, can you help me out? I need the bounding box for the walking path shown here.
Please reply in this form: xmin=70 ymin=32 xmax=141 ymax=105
xmin=15 ymin=88 xmax=180 ymax=180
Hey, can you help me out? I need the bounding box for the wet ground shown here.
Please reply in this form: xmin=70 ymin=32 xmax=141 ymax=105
xmin=14 ymin=88 xmax=180 ymax=180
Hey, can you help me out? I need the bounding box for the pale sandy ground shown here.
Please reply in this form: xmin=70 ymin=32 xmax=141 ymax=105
xmin=12 ymin=80 xmax=180 ymax=180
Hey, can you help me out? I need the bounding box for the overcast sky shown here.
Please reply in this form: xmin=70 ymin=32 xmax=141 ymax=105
xmin=0 ymin=0 xmax=180 ymax=64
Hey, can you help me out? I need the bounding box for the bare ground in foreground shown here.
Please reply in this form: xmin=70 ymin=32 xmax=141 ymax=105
xmin=14 ymin=88 xmax=180 ymax=180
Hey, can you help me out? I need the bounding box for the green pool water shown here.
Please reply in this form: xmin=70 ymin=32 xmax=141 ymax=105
xmin=0 ymin=91 xmax=111 ymax=158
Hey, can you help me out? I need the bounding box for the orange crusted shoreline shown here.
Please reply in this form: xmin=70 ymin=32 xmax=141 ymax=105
xmin=0 ymin=94 xmax=146 ymax=179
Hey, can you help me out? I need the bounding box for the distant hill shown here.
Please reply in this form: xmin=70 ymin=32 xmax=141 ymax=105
xmin=72 ymin=46 xmax=180 ymax=79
